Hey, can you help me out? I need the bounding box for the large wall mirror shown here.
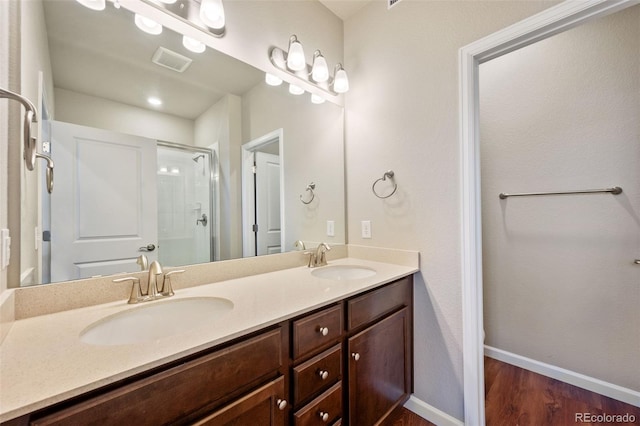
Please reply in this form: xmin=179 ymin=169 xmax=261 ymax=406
xmin=17 ymin=0 xmax=345 ymax=287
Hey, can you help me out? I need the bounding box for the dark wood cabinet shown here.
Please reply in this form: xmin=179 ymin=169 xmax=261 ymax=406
xmin=193 ymin=376 xmax=287 ymax=426
xmin=347 ymin=308 xmax=411 ymax=426
xmin=13 ymin=275 xmax=413 ymax=426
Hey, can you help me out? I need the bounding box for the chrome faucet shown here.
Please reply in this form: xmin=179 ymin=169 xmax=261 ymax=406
xmin=294 ymin=240 xmax=306 ymax=251
xmin=306 ymin=242 xmax=331 ymax=268
xmin=112 ymin=261 xmax=184 ymax=304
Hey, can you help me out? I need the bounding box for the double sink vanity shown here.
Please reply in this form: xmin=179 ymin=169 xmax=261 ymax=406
xmin=0 ymin=246 xmax=419 ymax=425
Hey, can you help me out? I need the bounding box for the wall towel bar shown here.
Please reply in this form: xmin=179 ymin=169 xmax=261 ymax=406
xmin=499 ymin=186 xmax=622 ymax=199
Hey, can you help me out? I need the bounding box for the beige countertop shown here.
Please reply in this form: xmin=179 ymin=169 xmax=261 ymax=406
xmin=0 ymin=255 xmax=418 ymax=422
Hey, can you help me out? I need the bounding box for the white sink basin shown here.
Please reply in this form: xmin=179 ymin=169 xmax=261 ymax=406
xmin=311 ymin=265 xmax=377 ymax=280
xmin=80 ymin=297 xmax=234 ymax=346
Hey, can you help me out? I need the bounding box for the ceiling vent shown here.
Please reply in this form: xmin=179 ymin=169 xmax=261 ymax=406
xmin=152 ymin=47 xmax=192 ymax=73
xmin=388 ymin=0 xmax=402 ymax=9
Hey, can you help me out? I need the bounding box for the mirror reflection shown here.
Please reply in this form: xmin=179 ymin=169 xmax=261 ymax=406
xmin=18 ymin=0 xmax=345 ymax=287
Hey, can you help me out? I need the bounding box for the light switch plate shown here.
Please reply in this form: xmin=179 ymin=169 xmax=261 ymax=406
xmin=327 ymin=220 xmax=335 ymax=237
xmin=361 ymin=220 xmax=372 ymax=239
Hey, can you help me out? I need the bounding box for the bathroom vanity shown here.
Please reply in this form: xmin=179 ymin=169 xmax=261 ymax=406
xmin=0 ymin=252 xmax=418 ymax=426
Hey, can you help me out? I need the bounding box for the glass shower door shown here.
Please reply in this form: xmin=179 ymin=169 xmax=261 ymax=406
xmin=157 ymin=143 xmax=214 ymax=266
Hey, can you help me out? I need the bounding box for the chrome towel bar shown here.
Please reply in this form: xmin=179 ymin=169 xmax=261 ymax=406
xmin=499 ymin=186 xmax=622 ymax=199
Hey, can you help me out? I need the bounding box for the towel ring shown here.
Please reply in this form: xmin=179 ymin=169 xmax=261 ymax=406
xmin=300 ymin=182 xmax=316 ymax=204
xmin=372 ymin=170 xmax=397 ymax=199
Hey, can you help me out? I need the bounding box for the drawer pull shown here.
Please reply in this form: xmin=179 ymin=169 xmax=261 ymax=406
xmin=317 ymin=369 xmax=329 ymax=380
xmin=318 ymin=411 xmax=330 ymax=422
xmin=318 ymin=326 xmax=329 ymax=336
xmin=351 ymin=352 xmax=360 ymax=361
xmin=276 ymin=398 xmax=288 ymax=411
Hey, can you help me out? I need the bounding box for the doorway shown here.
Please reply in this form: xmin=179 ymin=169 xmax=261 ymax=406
xmin=459 ymin=0 xmax=640 ymax=423
xmin=241 ymin=129 xmax=284 ymax=257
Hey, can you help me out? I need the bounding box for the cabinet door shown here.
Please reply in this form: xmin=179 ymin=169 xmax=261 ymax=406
xmin=348 ymin=308 xmax=410 ymax=426
xmin=194 ymin=376 xmax=287 ymax=426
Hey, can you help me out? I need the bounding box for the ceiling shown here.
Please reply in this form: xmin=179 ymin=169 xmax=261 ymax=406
xmin=43 ymin=0 xmax=263 ymax=120
xmin=317 ymin=0 xmax=371 ymax=21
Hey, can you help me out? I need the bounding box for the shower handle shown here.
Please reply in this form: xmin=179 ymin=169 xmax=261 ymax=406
xmin=196 ymin=213 xmax=208 ymax=227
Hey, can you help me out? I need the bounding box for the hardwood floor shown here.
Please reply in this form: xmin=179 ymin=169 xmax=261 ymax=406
xmin=381 ymin=358 xmax=640 ymax=426
xmin=382 ymin=407 xmax=435 ymax=426
xmin=485 ymin=357 xmax=640 ymax=425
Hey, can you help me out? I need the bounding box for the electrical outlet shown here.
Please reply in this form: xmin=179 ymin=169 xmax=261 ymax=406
xmin=361 ymin=220 xmax=372 ymax=239
xmin=1 ymin=229 xmax=11 ymax=270
xmin=327 ymin=220 xmax=335 ymax=237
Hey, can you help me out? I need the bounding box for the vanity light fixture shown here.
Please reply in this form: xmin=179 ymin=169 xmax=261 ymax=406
xmin=135 ymin=13 xmax=163 ymax=35
xmin=286 ymin=36 xmax=306 ymax=71
xmin=199 ymin=0 xmax=226 ymax=30
xmin=75 ymin=0 xmax=106 ymax=11
xmin=143 ymin=0 xmax=226 ymax=38
xmin=289 ymin=84 xmax=305 ymax=96
xmin=265 ymin=73 xmax=283 ymax=86
xmin=182 ymin=35 xmax=206 ymax=53
xmin=310 ymin=94 xmax=325 ymax=104
xmin=311 ymin=51 xmax=329 ymax=83
xmin=269 ymin=35 xmax=349 ymax=98
xmin=332 ymin=64 xmax=349 ymax=94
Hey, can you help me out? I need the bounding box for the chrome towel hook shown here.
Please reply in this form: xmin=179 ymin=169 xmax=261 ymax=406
xmin=300 ymin=182 xmax=316 ymax=204
xmin=372 ymin=170 xmax=397 ymax=199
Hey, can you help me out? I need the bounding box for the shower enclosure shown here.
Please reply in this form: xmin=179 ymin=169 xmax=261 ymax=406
xmin=157 ymin=142 xmax=215 ymax=267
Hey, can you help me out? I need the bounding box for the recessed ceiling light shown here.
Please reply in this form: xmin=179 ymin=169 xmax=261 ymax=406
xmin=147 ymin=97 xmax=162 ymax=106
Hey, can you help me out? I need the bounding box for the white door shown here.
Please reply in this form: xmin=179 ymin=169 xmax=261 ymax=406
xmin=255 ymin=151 xmax=281 ymax=255
xmin=50 ymin=121 xmax=157 ymax=281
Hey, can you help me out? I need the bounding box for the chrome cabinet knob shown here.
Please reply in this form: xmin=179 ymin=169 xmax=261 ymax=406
xmin=318 ymin=411 xmax=329 ymax=422
xmin=276 ymin=399 xmax=287 ymax=411
xmin=317 ymin=369 xmax=329 ymax=380
xmin=318 ymin=326 xmax=329 ymax=336
xmin=352 ymin=352 xmax=360 ymax=361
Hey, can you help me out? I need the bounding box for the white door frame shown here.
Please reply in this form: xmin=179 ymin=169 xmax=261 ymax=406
xmin=241 ymin=129 xmax=284 ymax=257
xmin=459 ymin=0 xmax=639 ymax=423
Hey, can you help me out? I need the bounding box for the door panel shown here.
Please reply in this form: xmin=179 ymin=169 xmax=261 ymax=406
xmin=50 ymin=121 xmax=157 ymax=282
xmin=255 ymin=151 xmax=281 ymax=255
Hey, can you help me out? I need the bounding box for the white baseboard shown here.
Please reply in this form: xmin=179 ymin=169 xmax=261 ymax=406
xmin=485 ymin=346 xmax=640 ymax=408
xmin=404 ymin=395 xmax=464 ymax=426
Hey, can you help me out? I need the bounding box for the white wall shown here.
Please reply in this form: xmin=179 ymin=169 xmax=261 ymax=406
xmin=54 ymin=88 xmax=194 ymax=144
xmin=343 ymin=0 xmax=557 ymax=420
xmin=480 ymin=6 xmax=640 ymax=391
xmin=241 ymin=81 xmax=345 ymax=251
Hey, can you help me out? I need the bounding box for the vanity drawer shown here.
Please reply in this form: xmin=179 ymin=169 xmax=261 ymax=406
xmin=293 ymin=344 xmax=342 ymax=405
xmin=31 ymin=328 xmax=283 ymax=426
xmin=293 ymin=382 xmax=342 ymax=426
xmin=293 ymin=305 xmax=342 ymax=359
xmin=347 ymin=276 xmax=412 ymax=331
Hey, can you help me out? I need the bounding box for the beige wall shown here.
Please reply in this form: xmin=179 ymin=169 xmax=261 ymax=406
xmin=343 ymin=0 xmax=557 ymax=420
xmin=13 ymin=0 xmax=54 ymax=287
xmin=480 ymin=6 xmax=640 ymax=391
xmin=0 ymin=0 xmax=12 ymax=295
xmin=194 ymin=95 xmax=243 ymax=260
xmin=54 ymin=89 xmax=195 ymax=144
xmin=241 ymin=81 xmax=345 ymax=251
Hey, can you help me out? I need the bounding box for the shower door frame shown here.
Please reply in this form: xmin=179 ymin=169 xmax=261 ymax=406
xmin=458 ymin=0 xmax=639 ymax=424
xmin=157 ymin=141 xmax=216 ymax=264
